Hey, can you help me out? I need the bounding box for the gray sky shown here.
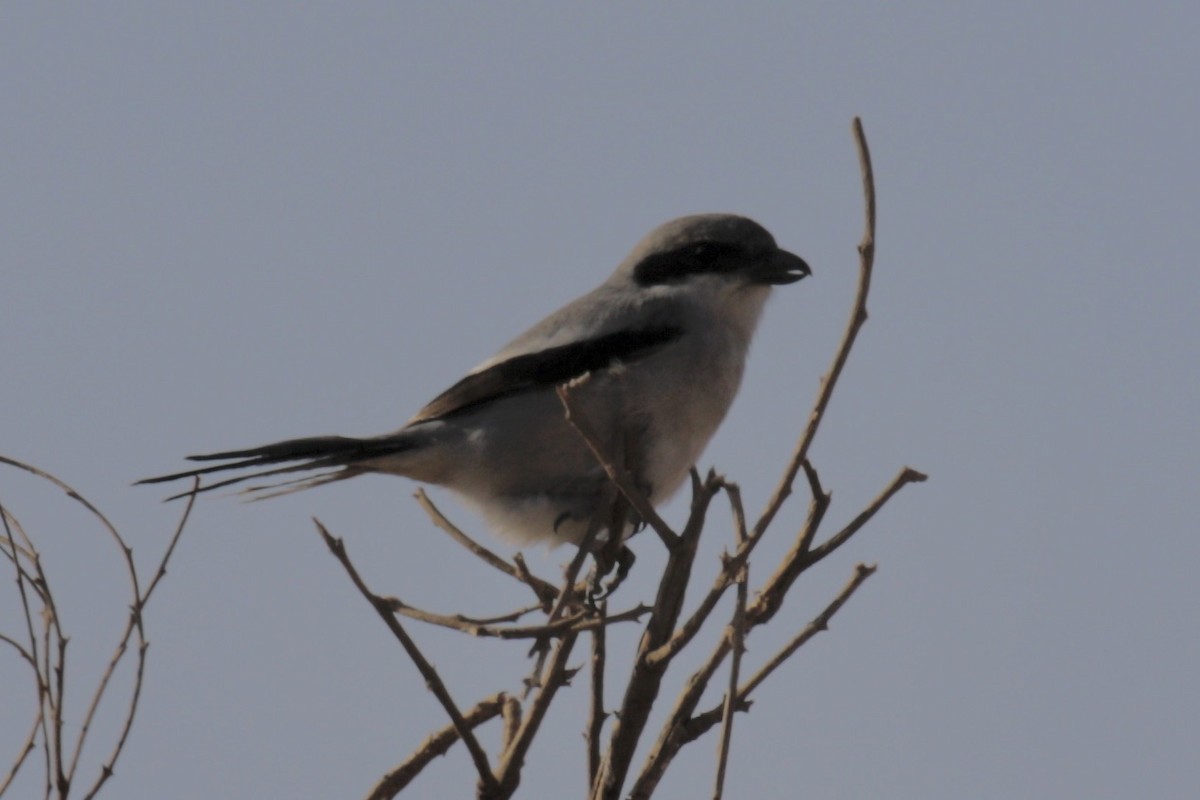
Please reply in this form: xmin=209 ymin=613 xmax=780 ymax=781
xmin=2 ymin=3 xmax=1197 ymax=798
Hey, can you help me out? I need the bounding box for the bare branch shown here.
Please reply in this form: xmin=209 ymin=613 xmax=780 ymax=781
xmin=742 ymin=563 xmax=875 ymax=700
xmin=314 ymin=519 xmax=498 ymax=794
xmin=722 ymin=482 xmax=749 ymax=545
xmin=0 ymin=709 xmax=42 ymax=796
xmin=591 ymin=471 xmax=723 ymax=800
xmin=82 ymin=478 xmax=199 ymax=800
xmin=629 ymin=633 xmax=732 ymax=799
xmin=366 ymin=694 xmax=508 ymax=800
xmin=682 ymin=563 xmax=879 ymax=746
xmin=647 ymin=461 xmax=819 ymax=668
xmin=500 ymin=695 xmax=522 ymax=753
xmin=712 ymin=557 xmax=748 ymax=799
xmin=1 ymin=509 xmax=46 ymax=796
xmin=557 ymin=381 xmax=678 ymax=550
xmin=493 ymin=632 xmax=579 ymax=798
xmin=646 ymin=480 xmax=758 ymax=666
xmin=386 ymin=598 xmax=648 ymax=640
xmin=807 ymin=467 xmax=927 ymax=564
xmin=538 ymin=478 xmax=622 ymax=652
xmin=586 ymin=601 xmax=608 ymax=789
xmin=795 ymin=458 xmax=830 ymax=554
xmin=415 ymin=489 xmax=558 ymax=606
xmin=749 ymin=467 xmax=924 ymax=627
xmin=139 ymin=479 xmax=200 ymax=605
xmin=753 ymin=116 xmax=878 ymax=539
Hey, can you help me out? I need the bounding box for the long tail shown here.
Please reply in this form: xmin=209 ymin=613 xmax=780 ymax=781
xmin=136 ymin=434 xmax=414 ymax=501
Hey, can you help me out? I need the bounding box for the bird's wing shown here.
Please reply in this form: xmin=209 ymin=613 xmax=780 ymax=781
xmin=409 ymin=324 xmax=683 ymax=424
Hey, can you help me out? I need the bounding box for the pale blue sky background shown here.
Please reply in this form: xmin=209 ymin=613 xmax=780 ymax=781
xmin=2 ymin=4 xmax=1198 ymax=798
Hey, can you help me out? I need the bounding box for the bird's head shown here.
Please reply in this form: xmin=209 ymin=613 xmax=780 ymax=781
xmin=618 ymin=213 xmax=809 ymax=288
xmin=613 ymin=213 xmax=810 ymax=331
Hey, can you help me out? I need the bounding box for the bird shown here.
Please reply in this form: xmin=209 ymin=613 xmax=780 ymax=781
xmin=139 ymin=214 xmax=810 ymax=552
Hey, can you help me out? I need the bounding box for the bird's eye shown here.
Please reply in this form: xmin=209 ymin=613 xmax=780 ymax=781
xmin=692 ymin=242 xmax=718 ymax=262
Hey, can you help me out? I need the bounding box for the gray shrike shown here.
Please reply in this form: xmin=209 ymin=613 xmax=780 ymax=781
xmin=140 ymin=214 xmax=810 ymax=548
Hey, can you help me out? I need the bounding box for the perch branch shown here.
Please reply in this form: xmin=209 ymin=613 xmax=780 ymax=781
xmin=590 ymin=471 xmax=722 ymax=800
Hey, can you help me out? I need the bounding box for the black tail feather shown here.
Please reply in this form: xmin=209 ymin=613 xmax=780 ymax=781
xmin=183 ymin=435 xmax=365 ymax=462
xmin=137 ymin=433 xmax=413 ymax=500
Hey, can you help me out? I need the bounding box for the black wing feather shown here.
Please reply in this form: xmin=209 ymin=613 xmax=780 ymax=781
xmin=411 ymin=325 xmax=683 ymax=423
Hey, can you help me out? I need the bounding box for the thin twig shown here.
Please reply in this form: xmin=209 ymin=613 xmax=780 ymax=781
xmin=749 ymin=467 xmax=924 ymax=626
xmin=541 ymin=479 xmax=619 ymax=633
xmin=795 ymin=459 xmax=830 ymax=554
xmin=712 ymin=557 xmax=748 ymax=799
xmin=753 ymin=116 xmax=878 ymax=539
xmin=636 ymin=563 xmax=877 ymax=798
xmin=140 ymin=479 xmax=200 ymax=605
xmin=682 ymin=563 xmax=879 ymax=746
xmin=7 ymin=504 xmax=68 ymax=797
xmin=645 ymin=481 xmax=755 ymax=665
xmin=742 ymin=563 xmax=875 ymax=700
xmin=383 ymin=599 xmax=546 ymax=633
xmin=0 ymin=508 xmax=45 ymax=795
xmin=586 ymin=600 xmax=608 ymax=788
xmin=494 ymin=632 xmax=580 ymax=798
xmin=0 ymin=709 xmax=42 ymax=796
xmin=315 ymin=519 xmax=498 ymax=794
xmin=0 ymin=630 xmax=36 ymax=667
xmin=388 ymin=599 xmax=649 ymax=639
xmin=83 ymin=478 xmax=199 ymax=800
xmin=557 ymin=381 xmax=678 ymax=549
xmin=722 ymin=482 xmax=749 ymax=545
xmin=522 ymin=488 xmax=615 ymax=702
xmin=452 ymin=602 xmax=548 ymax=627
xmin=365 ymin=693 xmax=507 ymax=800
xmin=500 ymin=695 xmax=522 ymax=753
xmin=629 ymin=633 xmax=732 ymax=799
xmin=807 ymin=467 xmax=927 ymax=563
xmin=415 ymin=489 xmax=558 ymax=605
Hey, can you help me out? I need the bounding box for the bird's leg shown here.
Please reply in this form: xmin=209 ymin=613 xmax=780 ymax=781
xmin=600 ymin=545 xmax=636 ymax=598
xmin=585 ymin=420 xmax=652 ymax=603
xmin=586 ymin=491 xmax=636 ymax=604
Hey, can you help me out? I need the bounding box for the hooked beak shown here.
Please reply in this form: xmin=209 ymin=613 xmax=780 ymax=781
xmin=750 ymin=248 xmax=811 ymax=286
